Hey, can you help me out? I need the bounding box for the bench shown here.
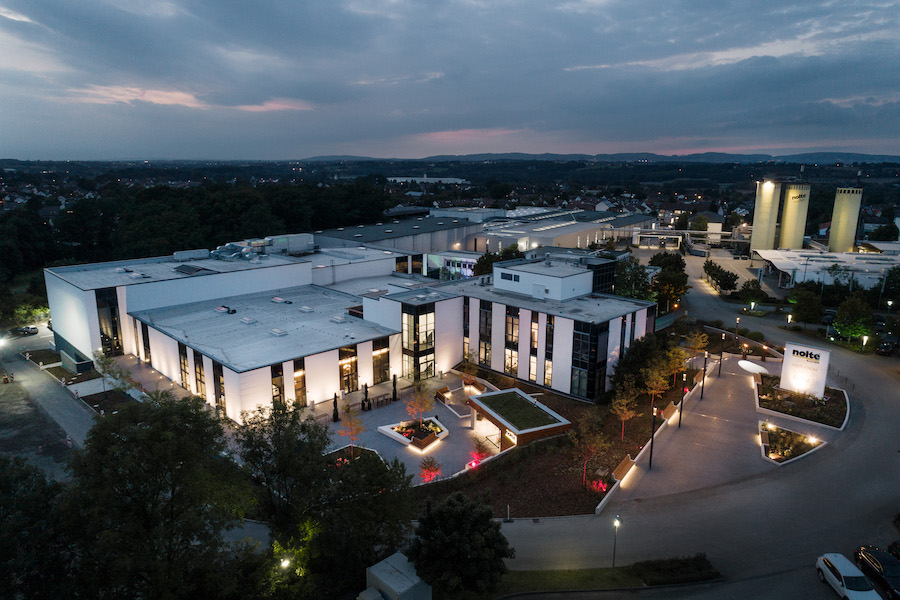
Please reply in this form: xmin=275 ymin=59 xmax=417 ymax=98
xmin=613 ymin=454 xmax=635 ymax=482
xmin=435 ymin=387 xmax=450 ymax=403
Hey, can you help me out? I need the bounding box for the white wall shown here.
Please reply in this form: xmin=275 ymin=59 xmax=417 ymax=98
xmin=45 ymin=270 xmax=101 ymax=359
xmin=551 ymin=317 xmax=574 ymax=393
xmin=222 ymin=365 xmax=242 ymax=421
xmin=493 ymin=265 xmax=591 ymax=301
xmin=633 ymin=308 xmax=648 ymax=340
xmin=124 ymin=262 xmax=312 ymax=313
xmin=202 ymin=355 xmax=215 ymax=408
xmin=363 ymin=296 xmax=402 ymax=330
xmin=606 ymin=316 xmax=623 ymax=382
xmin=311 ymin=258 xmax=395 ymax=286
xmin=146 ymin=326 xmax=179 ymax=384
xmin=306 ymin=349 xmax=340 ymax=406
xmin=357 ymin=340 xmax=374 ymax=387
xmin=434 ymin=297 xmax=463 ymax=375
xmin=236 ymin=366 xmax=271 ymax=420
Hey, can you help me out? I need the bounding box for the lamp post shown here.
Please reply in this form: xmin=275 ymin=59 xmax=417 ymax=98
xmin=678 ymin=372 xmax=686 ymax=428
xmin=734 ymin=317 xmax=740 ymax=350
xmin=718 ymin=332 xmax=725 ymax=377
xmin=889 ymin=300 xmax=894 ymax=312
xmin=787 ymin=314 xmax=792 ymax=324
xmin=742 ymin=343 xmax=748 ymax=360
xmin=648 ymin=408 xmax=658 ymax=470
xmin=761 ymin=345 xmax=767 ymax=362
xmin=700 ymin=351 xmax=708 ymax=399
xmin=611 ymin=516 xmax=621 ymax=579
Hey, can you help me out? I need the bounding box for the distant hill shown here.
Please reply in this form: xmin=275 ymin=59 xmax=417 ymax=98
xmin=301 ymin=151 xmax=900 ymax=164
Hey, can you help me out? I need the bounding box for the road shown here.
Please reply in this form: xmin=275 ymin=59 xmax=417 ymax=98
xmin=501 ymin=250 xmax=900 ymax=599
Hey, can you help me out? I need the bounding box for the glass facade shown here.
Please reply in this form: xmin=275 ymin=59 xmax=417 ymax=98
xmin=193 ymin=350 xmax=205 ymax=399
xmin=339 ymin=346 xmax=358 ymax=393
xmin=401 ymin=302 xmax=435 ymax=382
xmin=178 ymin=343 xmax=190 ymax=390
xmin=570 ymin=320 xmax=610 ymax=401
xmin=504 ymin=348 xmax=518 ymax=375
xmin=373 ymin=337 xmax=390 ymax=384
xmin=271 ymin=363 xmax=284 ymax=405
xmin=505 ymin=306 xmax=519 ymax=346
xmin=212 ymin=361 xmax=226 ymax=414
xmin=96 ymin=287 xmax=123 ymax=356
xmin=293 ymin=358 xmax=307 ymax=407
xmin=141 ymin=322 xmax=152 ymax=364
xmin=479 ymin=340 xmax=491 ymax=365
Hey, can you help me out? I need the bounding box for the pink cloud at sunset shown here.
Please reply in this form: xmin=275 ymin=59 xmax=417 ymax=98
xmin=234 ymin=98 xmax=314 ymax=112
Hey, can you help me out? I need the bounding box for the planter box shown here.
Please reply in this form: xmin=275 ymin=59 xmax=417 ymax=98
xmin=411 ymin=431 xmax=438 ymax=450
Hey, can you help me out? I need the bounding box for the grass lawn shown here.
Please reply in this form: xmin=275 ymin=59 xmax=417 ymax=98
xmin=24 ymin=349 xmax=61 ymax=365
xmin=758 ymin=374 xmax=847 ymax=428
xmin=478 ymin=391 xmax=560 ymax=429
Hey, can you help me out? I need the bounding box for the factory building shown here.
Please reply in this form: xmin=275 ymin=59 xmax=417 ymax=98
xmin=829 ymin=188 xmax=864 ymax=253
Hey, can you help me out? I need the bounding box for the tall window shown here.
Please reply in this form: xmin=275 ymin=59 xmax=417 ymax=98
xmin=178 ymin=343 xmax=190 ymax=390
xmin=402 ymin=312 xmax=415 ymax=351
xmin=479 ymin=301 xmax=492 ymax=340
xmin=418 ymin=311 xmax=435 ymax=351
xmin=141 ymin=322 xmax=152 ymax=364
xmin=545 ymin=315 xmax=554 ymax=359
xmin=529 ymin=355 xmax=537 ymax=382
xmin=401 ymin=303 xmax=436 ymax=382
xmin=530 ymin=313 xmax=539 ymax=354
xmin=293 ymin=358 xmax=306 ymax=407
xmin=463 ymin=297 xmax=470 ymax=358
xmin=571 ymin=367 xmax=588 ymax=397
xmin=193 ymin=350 xmax=206 ymax=399
xmin=373 ymin=337 xmax=390 ymax=384
xmin=339 ymin=346 xmax=358 ymax=393
xmin=504 ymin=348 xmax=518 ymax=375
xmin=212 ymin=361 xmax=226 ymax=414
xmin=96 ymin=287 xmax=123 ymax=356
xmin=132 ymin=317 xmax=140 ymax=357
xmin=544 ymin=359 xmax=553 ymax=387
xmin=479 ymin=340 xmax=491 ymax=366
xmin=505 ymin=306 xmax=519 ymax=347
xmin=271 ymin=363 xmax=284 ymax=405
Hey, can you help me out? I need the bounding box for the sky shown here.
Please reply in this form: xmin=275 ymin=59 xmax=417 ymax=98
xmin=1 ymin=0 xmax=899 ymax=161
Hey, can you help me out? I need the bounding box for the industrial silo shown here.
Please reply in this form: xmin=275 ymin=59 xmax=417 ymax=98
xmin=778 ymin=183 xmax=810 ymax=249
xmin=750 ymin=180 xmax=781 ymax=250
xmin=828 ymin=187 xmax=863 ymax=253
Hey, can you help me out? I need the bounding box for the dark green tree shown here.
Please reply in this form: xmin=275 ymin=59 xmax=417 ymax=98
xmin=674 ymin=213 xmax=689 ymax=230
xmin=61 ymin=392 xmax=258 ymax=599
xmin=614 ymin=255 xmax=653 ymax=300
xmin=0 ymin=456 xmax=73 ymax=599
xmin=868 ymin=222 xmax=899 ymax=241
xmin=649 ymin=252 xmax=686 ymax=273
xmin=833 ymin=294 xmax=875 ymax=340
xmin=652 ymin=267 xmax=689 ymax=312
xmin=236 ymin=401 xmax=332 ymax=543
xmin=738 ymin=279 xmax=767 ymax=306
xmin=788 ymin=289 xmax=824 ymax=329
xmin=409 ymin=492 xmax=515 ymax=594
xmin=689 ymin=215 xmax=709 ymax=231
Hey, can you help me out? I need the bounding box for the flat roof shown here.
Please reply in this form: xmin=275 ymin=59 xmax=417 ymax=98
xmin=45 ymin=253 xmax=306 ymax=291
xmin=381 ymin=287 xmax=461 ymax=306
xmin=439 ymin=277 xmax=654 ymax=323
xmin=324 ymin=273 xmax=436 ymax=298
xmin=130 ymin=285 xmax=397 ymax=373
xmin=503 ymin=261 xmax=587 ymax=278
xmin=316 ymin=217 xmax=477 ymax=243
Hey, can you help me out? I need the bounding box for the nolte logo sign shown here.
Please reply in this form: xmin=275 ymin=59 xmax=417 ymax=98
xmin=792 ymin=349 xmax=820 ymax=361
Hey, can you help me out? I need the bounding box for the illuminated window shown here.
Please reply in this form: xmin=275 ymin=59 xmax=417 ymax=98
xmin=271 ymin=363 xmax=284 ymax=405
xmin=544 ymin=359 xmax=552 ymax=387
xmin=178 ymin=343 xmax=189 ymax=390
xmin=293 ymin=358 xmax=306 ymax=407
xmin=193 ymin=350 xmax=205 ymax=400
xmin=479 ymin=340 xmax=491 ymax=366
xmin=373 ymin=337 xmax=390 ymax=384
xmin=504 ymin=348 xmax=518 ymax=375
xmin=529 ymin=355 xmax=537 ymax=382
xmin=339 ymin=346 xmax=358 ymax=393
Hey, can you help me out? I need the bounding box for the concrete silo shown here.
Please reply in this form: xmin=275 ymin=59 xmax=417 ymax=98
xmin=828 ymin=187 xmax=863 ymax=253
xmin=750 ymin=180 xmax=781 ymax=251
xmin=778 ymin=183 xmax=810 ymax=249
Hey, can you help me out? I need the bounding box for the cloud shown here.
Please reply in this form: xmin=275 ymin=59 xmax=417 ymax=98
xmin=0 ymin=6 xmax=33 ymax=22
xmin=65 ymin=85 xmax=209 ymax=108
xmin=234 ymin=98 xmax=314 ymax=112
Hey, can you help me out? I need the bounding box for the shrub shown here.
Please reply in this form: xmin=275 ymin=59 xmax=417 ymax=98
xmin=746 ymin=331 xmax=765 ymax=342
xmin=631 ymin=553 xmax=721 ymax=585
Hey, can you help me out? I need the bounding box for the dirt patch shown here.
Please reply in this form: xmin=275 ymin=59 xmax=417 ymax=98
xmin=0 ymin=380 xmax=72 ymax=480
xmin=23 ymin=348 xmax=61 ymax=365
xmin=81 ymin=389 xmax=138 ymax=415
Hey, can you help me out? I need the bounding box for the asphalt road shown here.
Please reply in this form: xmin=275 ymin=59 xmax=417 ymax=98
xmin=501 ymin=250 xmax=900 ymax=599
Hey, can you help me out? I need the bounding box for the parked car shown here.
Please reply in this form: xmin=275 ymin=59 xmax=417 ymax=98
xmin=8 ymin=326 xmax=38 ymax=336
xmin=876 ymin=341 xmax=895 ymax=356
xmin=855 ymin=546 xmax=900 ymax=599
xmin=817 ymin=553 xmax=881 ymax=599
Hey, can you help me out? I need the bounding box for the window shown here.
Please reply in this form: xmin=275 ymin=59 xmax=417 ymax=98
xmin=505 ymin=306 xmax=519 ymax=347
xmin=271 ymin=363 xmax=284 ymax=405
xmin=501 ymin=272 xmax=513 ymax=280
xmin=178 ymin=343 xmax=190 ymax=390
xmin=479 ymin=340 xmax=491 ymax=366
xmin=193 ymin=350 xmax=205 ymax=399
xmin=141 ymin=322 xmax=152 ymax=364
xmin=373 ymin=337 xmax=390 ymax=384
xmin=545 ymin=315 xmax=554 ymax=359
xmin=401 ymin=303 xmax=436 ymax=381
xmin=96 ymin=287 xmax=123 ymax=356
xmin=293 ymin=358 xmax=306 ymax=407
xmin=463 ymin=336 xmax=470 ymax=361
xmin=418 ymin=311 xmax=435 ymax=351
xmin=132 ymin=317 xmax=140 ymax=357
xmin=402 ymin=312 xmax=415 ymax=351
xmin=339 ymin=346 xmax=358 ymax=393
xmin=479 ymin=301 xmax=492 ymax=339
xmin=403 ymin=354 xmax=414 ymax=379
xmin=462 ymin=297 xmax=469 ymax=336
xmin=504 ymin=348 xmax=518 ymax=375
xmin=418 ymin=353 xmax=435 ymax=380
xmin=395 ymin=256 xmax=409 ymax=273
xmin=544 ymin=359 xmax=552 ymax=387
xmin=212 ymin=361 xmax=226 ymax=414
xmin=529 ymin=355 xmax=537 ymax=382
xmin=530 ymin=313 xmax=539 ymax=354
xmin=571 ymin=367 xmax=588 ymax=397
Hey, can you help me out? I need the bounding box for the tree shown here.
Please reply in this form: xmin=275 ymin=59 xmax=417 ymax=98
xmin=473 ymin=251 xmax=497 ymax=276
xmin=868 ymin=222 xmax=899 ymax=241
xmin=614 ymin=255 xmax=654 ymax=300
xmin=652 ymin=267 xmax=689 ymax=312
xmin=339 ymin=410 xmax=366 ymax=459
xmin=610 ymin=375 xmax=641 ymax=441
xmin=409 ymin=492 xmax=515 ymax=594
xmin=833 ymin=294 xmax=875 ymax=340
xmin=649 ymin=252 xmax=686 ymax=273
xmin=419 ymin=456 xmax=442 ymax=483
xmin=684 ymin=330 xmax=709 ymax=369
xmin=664 ymin=345 xmax=687 ymax=388
xmin=789 ymin=289 xmax=823 ymax=329
xmin=236 ymin=400 xmax=332 ymax=543
xmin=641 ymin=360 xmax=670 ymax=410
xmin=569 ymin=414 xmax=611 ymax=487
xmin=674 ymin=213 xmax=689 ymax=230
xmin=61 ymin=392 xmax=257 ymax=599
xmin=739 ymin=279 xmax=767 ymax=306
xmin=0 ymin=456 xmax=73 ymax=599
xmin=92 ymin=349 xmax=137 ymax=397
xmin=689 ymin=215 xmax=709 ymax=231
xmin=406 ymin=386 xmax=435 ymax=428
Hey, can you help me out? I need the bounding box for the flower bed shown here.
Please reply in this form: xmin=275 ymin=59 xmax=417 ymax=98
xmin=378 ymin=418 xmax=449 ymax=451
xmin=760 ymin=422 xmax=823 ymax=463
xmin=757 ymin=374 xmax=847 ymax=428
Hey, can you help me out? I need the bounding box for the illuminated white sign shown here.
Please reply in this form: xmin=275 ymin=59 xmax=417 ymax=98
xmin=504 ymin=430 xmax=518 ymax=445
xmin=780 ymin=343 xmax=830 ymax=398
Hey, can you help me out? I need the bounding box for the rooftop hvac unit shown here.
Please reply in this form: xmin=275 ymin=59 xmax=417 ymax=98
xmin=330 ymin=315 xmax=346 ymax=323
xmin=271 ymin=296 xmax=292 ymax=304
xmin=269 ymin=328 xmax=287 ymax=336
xmin=299 ymin=306 xmax=313 ymax=313
xmin=240 ymin=317 xmax=257 ymax=324
xmin=214 ymin=306 xmax=236 ymax=314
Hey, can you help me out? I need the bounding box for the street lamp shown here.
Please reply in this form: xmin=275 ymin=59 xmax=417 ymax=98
xmin=718 ymin=332 xmax=725 ymax=377
xmin=750 ymin=301 xmax=756 ymax=312
xmin=889 ymin=300 xmax=894 ymax=311
xmin=700 ymin=351 xmax=708 ymax=400
xmin=787 ymin=314 xmax=792 ymax=324
xmin=611 ymin=516 xmax=621 ymax=579
xmin=648 ymin=407 xmax=658 ymax=470
xmin=761 ymin=345 xmax=767 ymax=362
xmin=734 ymin=317 xmax=740 ymax=351
xmin=280 ymin=558 xmax=291 ymax=569
xmin=678 ymin=372 xmax=687 ymax=428
xmin=863 ymin=335 xmax=868 ymax=347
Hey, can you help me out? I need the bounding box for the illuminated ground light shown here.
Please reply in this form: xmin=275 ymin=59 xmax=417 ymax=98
xmin=760 ymin=422 xmax=824 ymax=464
